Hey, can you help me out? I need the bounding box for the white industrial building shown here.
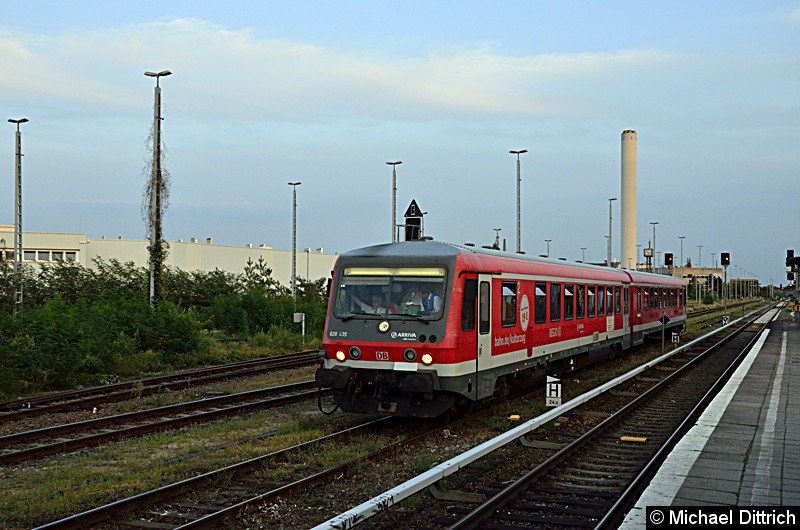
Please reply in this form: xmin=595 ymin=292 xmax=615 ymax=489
xmin=0 ymin=225 xmax=338 ymax=287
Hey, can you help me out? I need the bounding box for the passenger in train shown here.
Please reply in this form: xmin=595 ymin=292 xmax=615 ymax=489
xmin=351 ymin=291 xmax=397 ymax=314
xmin=418 ymin=285 xmax=441 ymax=313
xmin=401 ymin=285 xmax=421 ymax=303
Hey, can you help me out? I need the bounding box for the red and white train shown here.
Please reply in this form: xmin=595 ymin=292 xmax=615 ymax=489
xmin=315 ymin=240 xmax=686 ymax=417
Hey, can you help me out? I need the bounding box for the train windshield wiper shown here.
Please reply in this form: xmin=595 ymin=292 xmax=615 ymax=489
xmin=402 ymin=313 xmax=430 ymax=324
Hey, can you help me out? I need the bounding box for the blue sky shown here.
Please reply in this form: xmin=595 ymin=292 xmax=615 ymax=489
xmin=1 ymin=1 xmax=798 ymax=285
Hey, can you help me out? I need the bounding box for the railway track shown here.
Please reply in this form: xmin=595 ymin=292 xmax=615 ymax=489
xmin=321 ymin=303 xmax=776 ymax=529
xmin=9 ymin=301 xmax=772 ymax=529
xmin=33 ymin=416 xmax=454 ymax=529
xmin=0 ymin=381 xmax=321 ymax=466
xmin=0 ymin=350 xmax=320 ymax=421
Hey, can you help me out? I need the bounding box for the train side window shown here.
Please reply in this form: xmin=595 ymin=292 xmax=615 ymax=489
xmin=587 ymin=286 xmax=595 ymax=318
xmin=637 ymin=288 xmax=642 ymax=312
xmin=461 ymin=279 xmax=477 ymax=331
xmin=644 ymin=288 xmax=649 ymax=310
xmin=479 ymin=281 xmax=490 ymax=334
xmin=614 ymin=286 xmax=620 ymax=314
xmin=577 ymin=284 xmax=585 ymax=318
xmin=564 ymin=284 xmax=574 ymax=320
xmin=534 ymin=282 xmax=546 ymax=324
xmin=597 ymin=285 xmax=605 ymax=316
xmin=623 ymin=286 xmax=629 ymax=314
xmin=550 ymin=283 xmax=561 ymax=322
xmin=501 ymin=281 xmax=517 ymax=327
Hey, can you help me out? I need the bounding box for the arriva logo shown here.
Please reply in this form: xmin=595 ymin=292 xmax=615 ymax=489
xmin=390 ymin=331 xmax=417 ymax=339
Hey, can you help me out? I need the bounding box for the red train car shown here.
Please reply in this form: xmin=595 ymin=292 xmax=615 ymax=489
xmin=315 ymin=240 xmax=686 ymax=417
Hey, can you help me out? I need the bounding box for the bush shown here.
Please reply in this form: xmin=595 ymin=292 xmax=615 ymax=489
xmin=0 ymin=258 xmax=328 ymax=399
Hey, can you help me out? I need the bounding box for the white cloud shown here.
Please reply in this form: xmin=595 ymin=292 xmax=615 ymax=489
xmin=0 ymin=19 xmax=675 ymax=123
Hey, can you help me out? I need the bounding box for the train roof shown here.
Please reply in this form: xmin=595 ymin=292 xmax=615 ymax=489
xmin=337 ymin=240 xmax=684 ymax=286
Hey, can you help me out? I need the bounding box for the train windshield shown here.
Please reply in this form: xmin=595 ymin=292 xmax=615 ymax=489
xmin=333 ymin=266 xmax=446 ymax=319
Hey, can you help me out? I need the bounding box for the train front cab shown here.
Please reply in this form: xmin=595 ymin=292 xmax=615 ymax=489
xmin=316 ymin=254 xmax=466 ymax=417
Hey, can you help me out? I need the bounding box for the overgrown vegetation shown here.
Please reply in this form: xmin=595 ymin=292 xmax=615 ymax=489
xmin=0 ymin=256 xmax=328 ymax=400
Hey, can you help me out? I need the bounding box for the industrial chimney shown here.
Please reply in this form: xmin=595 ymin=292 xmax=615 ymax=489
xmin=621 ymin=130 xmax=637 ymax=270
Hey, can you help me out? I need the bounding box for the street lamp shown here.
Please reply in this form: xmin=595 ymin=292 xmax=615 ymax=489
xmin=545 ymin=239 xmax=552 ymax=258
xmin=386 ymin=161 xmax=402 ymax=242
xmin=509 ymin=149 xmax=527 ymax=253
xmin=649 ymin=221 xmax=659 ymax=256
xmin=581 ymin=247 xmax=587 ymax=263
xmin=9 ymin=117 xmax=28 ymax=314
xmin=650 ymin=222 xmax=659 ymax=272
xmin=607 ymin=197 xmax=617 ymax=267
xmin=144 ymin=69 xmax=171 ymax=306
xmin=678 ymin=236 xmax=686 ymax=269
xmin=636 ymin=244 xmax=642 ymax=270
xmin=698 ymin=245 xmax=703 ymax=268
xmin=289 ymin=182 xmax=301 ymax=300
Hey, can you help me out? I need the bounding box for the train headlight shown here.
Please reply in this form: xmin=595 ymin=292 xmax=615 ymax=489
xmin=335 ymin=350 xmax=346 ymax=362
xmin=378 ymin=321 xmax=390 ymax=333
xmin=403 ymin=348 xmax=417 ymax=362
xmin=421 ymin=353 xmax=433 ymax=366
xmin=349 ymin=346 xmax=362 ymax=359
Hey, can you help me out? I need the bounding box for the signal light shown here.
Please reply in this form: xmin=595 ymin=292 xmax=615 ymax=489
xmin=721 ymin=252 xmax=730 ymax=266
xmin=664 ymin=253 xmax=673 ymax=267
xmin=787 ymin=249 xmax=794 ymax=267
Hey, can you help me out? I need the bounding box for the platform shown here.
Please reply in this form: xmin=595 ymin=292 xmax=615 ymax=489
xmin=619 ymin=304 xmax=800 ymax=527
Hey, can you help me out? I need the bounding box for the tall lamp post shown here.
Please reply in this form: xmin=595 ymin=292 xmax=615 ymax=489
xmin=545 ymin=239 xmax=552 ymax=258
xmin=678 ymin=235 xmax=686 ymax=268
xmin=607 ymin=197 xmax=617 ymax=266
xmin=650 ymin=221 xmax=659 ymax=272
xmin=386 ymin=161 xmax=402 ymax=242
xmin=144 ymin=69 xmax=171 ymax=306
xmin=9 ymin=117 xmax=28 ymax=314
xmin=288 ymin=182 xmax=301 ymax=301
xmin=509 ymin=149 xmax=527 ymax=253
xmin=580 ymin=247 xmax=587 ymax=263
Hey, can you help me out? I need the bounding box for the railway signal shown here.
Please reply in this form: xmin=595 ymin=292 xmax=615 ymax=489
xmin=721 ymin=251 xmax=730 ymax=315
xmin=786 ymin=249 xmax=798 ymax=282
xmin=403 ymin=200 xmax=423 ymax=241
xmin=664 ymin=253 xmax=673 ymax=267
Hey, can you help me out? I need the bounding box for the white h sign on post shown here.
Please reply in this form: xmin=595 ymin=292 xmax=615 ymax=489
xmin=546 ymin=375 xmax=562 ymax=407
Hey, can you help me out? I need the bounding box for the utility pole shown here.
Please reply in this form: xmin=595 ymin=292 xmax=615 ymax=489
xmin=9 ymin=118 xmax=29 ymax=314
xmin=144 ymin=69 xmax=171 ymax=306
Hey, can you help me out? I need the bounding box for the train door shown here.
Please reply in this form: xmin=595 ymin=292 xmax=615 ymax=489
xmin=622 ymin=285 xmax=631 ymax=348
xmin=476 ymin=274 xmax=494 ymax=399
